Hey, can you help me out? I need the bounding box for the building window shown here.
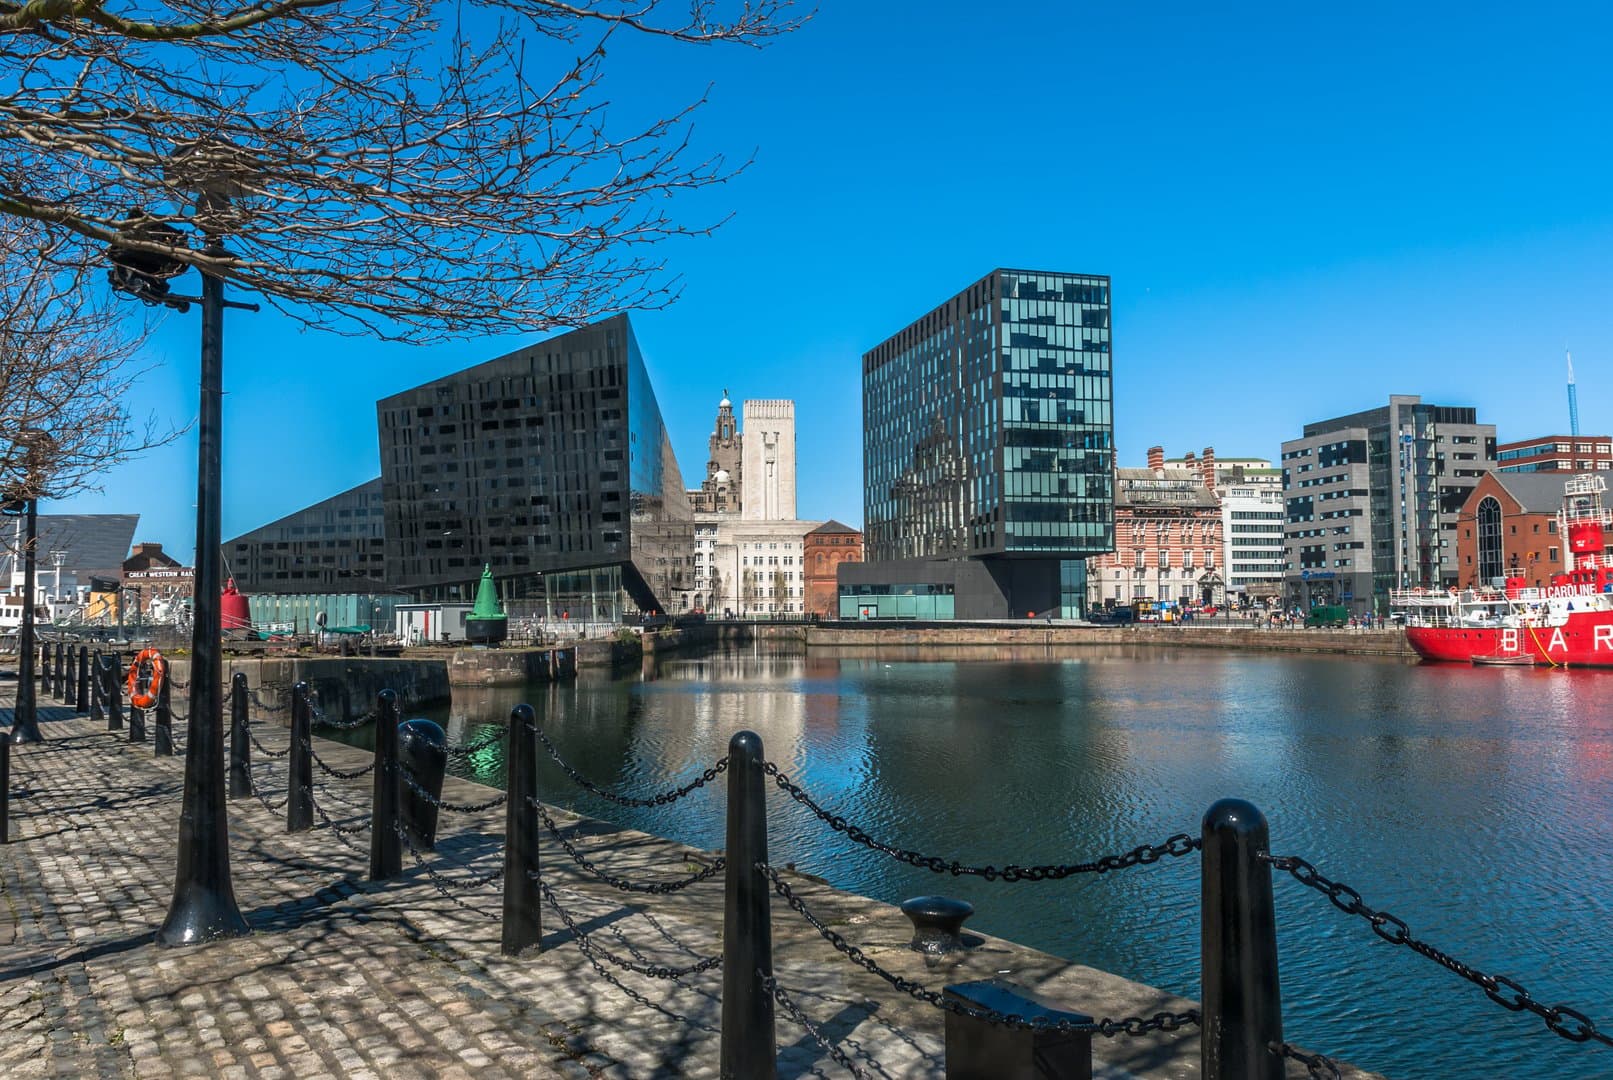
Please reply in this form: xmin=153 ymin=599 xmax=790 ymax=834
xmin=1477 ymin=497 xmax=1503 ymax=584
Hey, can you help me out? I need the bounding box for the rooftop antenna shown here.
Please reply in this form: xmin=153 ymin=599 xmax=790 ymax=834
xmin=1567 ymin=349 xmax=1581 ymax=438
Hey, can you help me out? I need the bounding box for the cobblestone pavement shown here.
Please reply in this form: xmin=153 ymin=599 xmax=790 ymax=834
xmin=1 ymin=678 xmax=1371 ymax=1079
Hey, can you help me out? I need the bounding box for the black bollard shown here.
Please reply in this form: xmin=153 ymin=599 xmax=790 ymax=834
xmin=397 ymin=718 xmax=447 ymax=851
xmin=54 ymin=642 xmax=65 ymax=702
xmin=105 ymin=656 xmax=125 ymax=732
xmin=501 ymin=704 xmax=540 ymax=955
xmin=1 ymin=737 xmax=9 ymax=843
xmin=39 ymin=641 xmax=51 ymax=698
xmin=89 ymin=650 xmax=105 ymax=726
xmin=63 ymin=643 xmax=76 ymax=705
xmin=228 ymin=674 xmax=251 ymax=798
xmin=287 ymin=681 xmax=313 ymax=832
xmin=128 ymin=658 xmax=148 ymax=744
xmin=154 ymin=671 xmax=175 ymax=757
xmin=1201 ymin=798 xmax=1284 ymax=1080
xmin=720 ymin=729 xmax=776 ymax=1080
xmin=75 ymin=646 xmax=88 ymax=714
xmin=901 ymin=896 xmax=975 ymax=956
xmin=368 ymin=689 xmax=401 ymax=880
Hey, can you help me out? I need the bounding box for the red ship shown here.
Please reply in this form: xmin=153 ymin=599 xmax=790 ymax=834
xmin=1395 ymin=474 xmax=1613 ymax=667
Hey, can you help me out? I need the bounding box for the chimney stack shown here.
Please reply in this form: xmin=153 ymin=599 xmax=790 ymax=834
xmin=1201 ymin=447 xmax=1216 ymax=489
xmin=1147 ymin=445 xmax=1164 ymax=471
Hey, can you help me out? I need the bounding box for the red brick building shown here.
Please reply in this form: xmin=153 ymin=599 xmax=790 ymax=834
xmin=1454 ymin=472 xmax=1570 ymax=589
xmin=803 ymin=520 xmax=862 ymax=618
xmin=1087 ymin=446 xmax=1224 ymax=611
xmin=1496 ymin=434 xmax=1613 ymax=474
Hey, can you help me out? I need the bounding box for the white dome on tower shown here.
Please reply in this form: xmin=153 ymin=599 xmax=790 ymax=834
xmin=714 ymin=469 xmax=731 ymax=483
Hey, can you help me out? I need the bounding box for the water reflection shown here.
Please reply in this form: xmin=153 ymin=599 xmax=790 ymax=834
xmin=331 ymin=643 xmax=1611 ymax=1080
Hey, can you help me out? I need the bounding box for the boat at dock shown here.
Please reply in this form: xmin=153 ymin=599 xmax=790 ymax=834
xmin=1393 ymin=474 xmax=1613 ymax=668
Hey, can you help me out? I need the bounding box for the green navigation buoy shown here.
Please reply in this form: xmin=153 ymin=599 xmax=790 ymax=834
xmin=465 ymin=564 xmax=508 ymax=645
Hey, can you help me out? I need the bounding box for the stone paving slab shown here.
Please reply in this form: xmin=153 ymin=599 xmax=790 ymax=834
xmin=2 ymin=678 xmax=1377 ymax=1078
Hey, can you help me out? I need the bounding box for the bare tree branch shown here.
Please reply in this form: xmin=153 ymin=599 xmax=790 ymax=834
xmin=0 ymin=217 xmax=178 ymax=499
xmin=0 ymin=0 xmax=807 ymax=340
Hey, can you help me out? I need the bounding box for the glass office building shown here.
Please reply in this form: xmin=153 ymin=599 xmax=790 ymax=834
xmin=224 ymin=478 xmax=388 ymax=593
xmin=845 ymin=268 xmax=1114 ymax=619
xmin=377 ymin=315 xmax=693 ymax=612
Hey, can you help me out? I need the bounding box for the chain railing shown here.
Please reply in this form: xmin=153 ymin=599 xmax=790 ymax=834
xmin=536 ymin=876 xmax=723 ymax=980
xmin=443 ymin=730 xmax=504 ymax=759
xmin=397 ymin=762 xmax=508 ymax=814
xmin=529 ymin=795 xmax=725 ymax=894
xmin=532 ymin=722 xmax=727 ymax=807
xmin=1265 ymin=852 xmax=1613 ymax=1049
xmin=766 ymin=758 xmax=1200 ymax=880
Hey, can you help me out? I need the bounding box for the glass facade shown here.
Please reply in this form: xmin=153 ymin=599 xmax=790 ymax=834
xmin=225 ymin=478 xmax=387 ymax=593
xmin=377 ymin=315 xmax=693 ymax=610
xmin=862 ymin=269 xmax=1113 ymax=564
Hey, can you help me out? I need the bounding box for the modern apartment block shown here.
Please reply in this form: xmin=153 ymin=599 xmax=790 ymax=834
xmin=1495 ymin=434 xmax=1613 ymax=474
xmin=1282 ymin=395 xmax=1496 ymax=615
xmin=224 ymin=478 xmax=387 ymax=593
xmin=376 ymin=314 xmax=693 ymax=616
xmin=842 ymin=268 xmax=1113 ymax=619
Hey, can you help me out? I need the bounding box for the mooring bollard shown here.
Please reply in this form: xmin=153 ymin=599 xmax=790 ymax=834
xmin=944 ymin=978 xmax=1094 ymax=1080
xmin=89 ymin=649 xmax=105 ymax=726
xmin=104 ymin=657 xmax=125 ymax=732
xmin=75 ymin=646 xmax=88 ymax=714
xmin=501 ymin=703 xmax=541 ymax=956
xmin=286 ymin=681 xmax=314 ymax=832
xmin=228 ymin=674 xmax=251 ymax=798
xmin=1201 ymin=798 xmax=1284 ymax=1080
xmin=721 ymin=729 xmax=776 ymax=1080
xmin=154 ymin=671 xmax=174 ymax=757
xmin=368 ymin=689 xmax=402 ymax=880
xmin=902 ymin=896 xmax=975 ymax=956
xmin=398 ymin=718 xmax=446 ymax=850
xmin=1 ymin=737 xmax=10 ymax=844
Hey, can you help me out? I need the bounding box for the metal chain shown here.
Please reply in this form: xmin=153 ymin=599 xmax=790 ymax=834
xmin=1265 ymin=853 xmax=1613 ymax=1048
xmin=444 ymin=731 xmax=505 ymax=758
xmin=531 ymin=721 xmax=728 ymax=807
xmin=763 ymin=761 xmax=1201 ymax=881
xmin=246 ymin=688 xmax=290 ymax=713
xmin=535 ymin=876 xmax=723 ymax=979
xmin=310 ymin=705 xmax=378 ymax=731
xmin=761 ymin=974 xmax=875 ymax=1079
xmin=759 ymin=863 xmax=1200 ymax=1038
xmin=247 ymin=728 xmax=291 ymax=759
xmin=394 ymin=822 xmax=503 ymax=917
xmin=308 ymin=743 xmax=375 ymax=781
xmin=246 ymin=762 xmax=291 ymax=813
xmin=310 ymin=794 xmax=371 ymax=844
xmin=397 ymin=762 xmax=508 ymax=813
xmin=527 ymin=795 xmax=726 ymax=894
xmin=1269 ymin=1041 xmax=1343 ymax=1080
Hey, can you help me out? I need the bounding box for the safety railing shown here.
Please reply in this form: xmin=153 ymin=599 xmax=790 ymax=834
xmin=13 ymin=680 xmax=1610 ymax=1080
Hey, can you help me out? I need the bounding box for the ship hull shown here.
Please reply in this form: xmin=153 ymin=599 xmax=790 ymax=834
xmin=1406 ymin=612 xmax=1613 ymax=667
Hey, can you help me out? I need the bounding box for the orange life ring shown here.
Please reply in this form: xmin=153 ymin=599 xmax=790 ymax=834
xmin=126 ymin=648 xmax=167 ymax=709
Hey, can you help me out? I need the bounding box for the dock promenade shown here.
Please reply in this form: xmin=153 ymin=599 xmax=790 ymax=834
xmin=0 ymin=677 xmax=1375 ymax=1079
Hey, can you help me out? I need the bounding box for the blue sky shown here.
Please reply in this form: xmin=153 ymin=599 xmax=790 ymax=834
xmin=48 ymin=2 xmax=1613 ymax=562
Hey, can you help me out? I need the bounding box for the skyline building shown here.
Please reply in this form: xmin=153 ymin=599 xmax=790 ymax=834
xmin=1087 ymin=446 xmax=1222 ymax=612
xmin=1494 ymin=434 xmax=1613 ymax=474
xmin=688 ymin=392 xmax=743 ymax=514
xmin=740 ymin=399 xmax=796 ymax=521
xmin=842 ymin=267 xmax=1114 ymax=619
xmin=1281 ymin=394 xmax=1496 ymax=614
xmin=224 ymin=478 xmax=387 ymax=594
xmin=375 ymin=315 xmax=694 ymax=616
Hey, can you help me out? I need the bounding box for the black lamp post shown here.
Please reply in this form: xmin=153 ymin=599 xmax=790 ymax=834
xmin=108 ymin=206 xmax=257 ymax=946
xmin=5 ymin=428 xmax=55 ymax=744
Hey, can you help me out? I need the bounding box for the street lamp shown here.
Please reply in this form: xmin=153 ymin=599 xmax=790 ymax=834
xmin=4 ymin=427 xmax=56 ymax=744
xmin=107 ymin=197 xmax=257 ymax=947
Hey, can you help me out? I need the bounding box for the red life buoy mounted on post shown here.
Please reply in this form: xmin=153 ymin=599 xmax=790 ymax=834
xmin=126 ymin=648 xmax=167 ymax=709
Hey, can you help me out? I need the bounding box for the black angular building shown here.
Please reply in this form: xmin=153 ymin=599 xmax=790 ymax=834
xmin=840 ymin=268 xmax=1114 ymax=619
xmin=376 ymin=315 xmax=693 ymax=615
xmin=224 ymin=478 xmax=387 ymax=593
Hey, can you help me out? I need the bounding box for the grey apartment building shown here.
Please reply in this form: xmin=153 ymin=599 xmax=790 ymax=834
xmin=1281 ymin=395 xmax=1495 ymax=615
xmin=224 ymin=478 xmax=387 ymax=593
xmin=375 ymin=315 xmax=693 ymax=617
xmin=839 ymin=268 xmax=1114 ymax=619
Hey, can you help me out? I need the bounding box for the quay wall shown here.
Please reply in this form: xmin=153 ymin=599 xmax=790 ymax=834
xmin=804 ymin=623 xmax=1419 ymax=659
